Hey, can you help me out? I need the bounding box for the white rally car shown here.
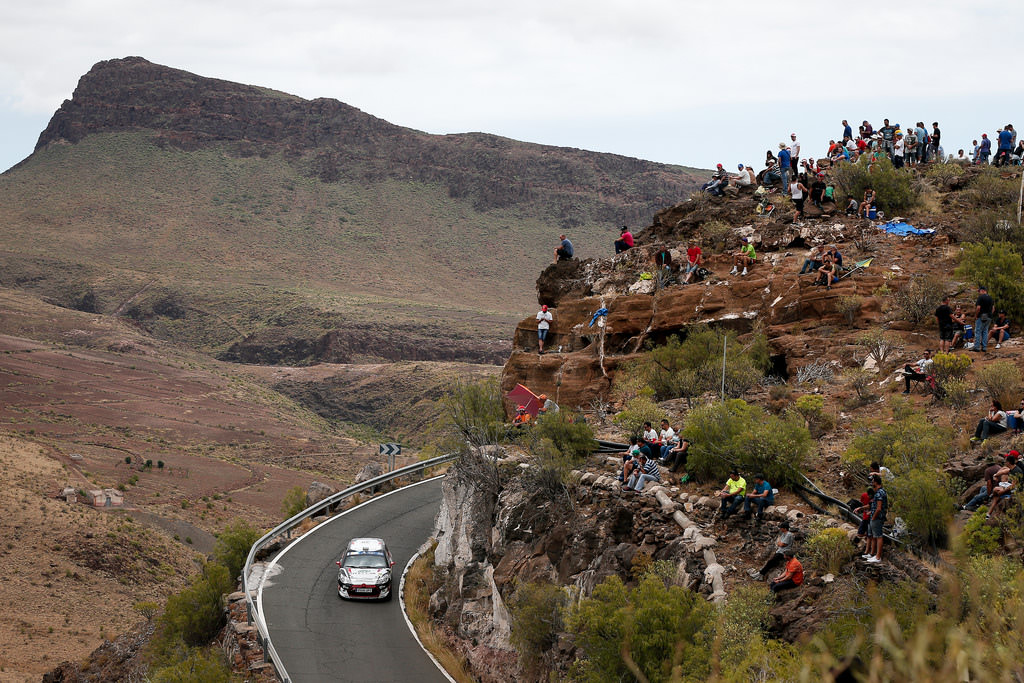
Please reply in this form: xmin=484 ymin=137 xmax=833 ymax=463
xmin=336 ymin=537 xmax=395 ymax=601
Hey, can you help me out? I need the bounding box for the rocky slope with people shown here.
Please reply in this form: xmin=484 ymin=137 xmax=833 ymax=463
xmin=424 ymin=159 xmax=1024 ymax=681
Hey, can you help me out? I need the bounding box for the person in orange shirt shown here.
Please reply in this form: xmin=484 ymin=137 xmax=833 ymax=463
xmin=769 ymin=547 xmax=803 ymax=594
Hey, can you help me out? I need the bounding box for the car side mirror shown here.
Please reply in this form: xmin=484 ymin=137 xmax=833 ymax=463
xmin=390 ymin=561 xmax=395 ymax=567
xmin=336 ymin=561 xmax=342 ymax=567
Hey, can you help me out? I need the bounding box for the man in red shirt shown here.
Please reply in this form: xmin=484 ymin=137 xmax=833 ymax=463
xmin=769 ymin=547 xmax=803 ymax=594
xmin=614 ymin=226 xmax=634 ymax=254
xmin=682 ymin=240 xmax=703 ymax=284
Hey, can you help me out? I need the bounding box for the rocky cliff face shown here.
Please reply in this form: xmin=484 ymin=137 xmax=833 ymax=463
xmin=500 ymin=193 xmax=956 ymax=409
xmin=37 ymin=57 xmax=702 ymax=226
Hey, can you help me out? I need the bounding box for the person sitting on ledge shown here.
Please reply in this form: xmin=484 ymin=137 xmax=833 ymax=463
xmin=749 ymin=520 xmax=794 ymax=580
xmin=742 ymin=473 xmax=775 ymax=519
xmin=730 ymin=238 xmax=756 ymax=277
xmin=554 ymin=234 xmax=574 ymax=264
xmin=814 ymin=253 xmax=837 ymax=289
xmin=858 ymin=188 xmax=876 ymax=218
xmin=971 ymin=400 xmax=1009 ymax=445
xmin=901 ymin=349 xmax=934 ymax=394
xmin=798 ymin=245 xmax=826 ymax=275
xmin=769 ymin=547 xmax=804 ymax=594
xmin=717 ymin=469 xmax=747 ymax=519
xmin=625 ymin=451 xmax=661 ymax=492
xmin=614 ymin=226 xmax=634 ymax=254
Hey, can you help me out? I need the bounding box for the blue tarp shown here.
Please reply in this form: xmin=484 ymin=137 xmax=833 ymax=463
xmin=878 ymin=221 xmax=934 ymax=236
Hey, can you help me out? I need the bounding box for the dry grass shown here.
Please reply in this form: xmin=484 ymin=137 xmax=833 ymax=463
xmin=403 ymin=543 xmax=475 ymax=683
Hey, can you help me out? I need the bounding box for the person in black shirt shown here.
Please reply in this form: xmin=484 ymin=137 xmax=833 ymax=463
xmin=975 ymin=286 xmax=995 ymax=352
xmin=990 ymin=311 xmax=1011 ymax=349
xmin=931 ymin=122 xmax=941 ymax=160
xmin=935 ymin=296 xmax=954 ymax=352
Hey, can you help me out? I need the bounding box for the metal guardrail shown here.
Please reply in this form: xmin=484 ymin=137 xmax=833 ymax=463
xmin=242 ymin=452 xmax=460 ymax=683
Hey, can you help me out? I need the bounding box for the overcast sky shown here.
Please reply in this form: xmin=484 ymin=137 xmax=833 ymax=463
xmin=1 ymin=0 xmax=1022 ymax=174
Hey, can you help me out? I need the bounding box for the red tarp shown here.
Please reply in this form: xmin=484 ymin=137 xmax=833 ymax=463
xmin=506 ymin=383 xmax=541 ymax=417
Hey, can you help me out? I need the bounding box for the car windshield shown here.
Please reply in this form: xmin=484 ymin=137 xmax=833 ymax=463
xmin=342 ymin=552 xmax=388 ymax=568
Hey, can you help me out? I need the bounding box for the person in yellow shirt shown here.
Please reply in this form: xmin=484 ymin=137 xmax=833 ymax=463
xmin=717 ymin=469 xmax=747 ymax=519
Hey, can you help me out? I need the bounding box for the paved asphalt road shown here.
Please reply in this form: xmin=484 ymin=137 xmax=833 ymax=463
xmin=260 ymin=477 xmax=450 ymax=683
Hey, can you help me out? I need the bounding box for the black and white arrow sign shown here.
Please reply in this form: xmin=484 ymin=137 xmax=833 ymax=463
xmin=379 ymin=443 xmax=401 ymax=456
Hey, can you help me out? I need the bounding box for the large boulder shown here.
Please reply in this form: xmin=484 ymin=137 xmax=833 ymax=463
xmin=305 ymin=481 xmax=338 ymax=507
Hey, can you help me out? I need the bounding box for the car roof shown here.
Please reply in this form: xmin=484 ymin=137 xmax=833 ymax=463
xmin=346 ymin=537 xmax=387 ymax=553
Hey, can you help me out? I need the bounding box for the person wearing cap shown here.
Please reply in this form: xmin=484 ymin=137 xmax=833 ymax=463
xmin=538 ymin=393 xmax=559 ymax=414
xmin=769 ymin=546 xmax=804 ymax=593
xmin=512 ymin=405 xmax=532 ymax=426
xmin=789 ymin=133 xmax=800 ymax=173
xmin=777 ymin=144 xmax=791 ymax=192
xmin=554 ymin=234 xmax=574 ymax=264
xmin=731 ymin=163 xmax=753 ymax=187
xmin=625 ymin=451 xmax=661 ymax=492
xmin=749 ymin=520 xmax=795 ymax=580
xmin=614 ymin=226 xmax=634 ymax=254
xmin=892 ymin=132 xmax=906 ymax=169
xmin=742 ymin=473 xmax=775 ymax=520
xmin=979 ymin=134 xmax=992 ymax=164
xmin=536 ymin=304 xmax=553 ymax=354
xmin=717 ymin=469 xmax=747 ymax=518
xmin=682 ymin=239 xmax=704 ymax=285
xmin=701 ymin=164 xmax=729 ymax=196
xmin=730 ymin=237 xmax=756 ymax=277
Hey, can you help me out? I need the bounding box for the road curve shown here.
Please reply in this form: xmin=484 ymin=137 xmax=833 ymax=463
xmin=259 ymin=477 xmax=449 ymax=683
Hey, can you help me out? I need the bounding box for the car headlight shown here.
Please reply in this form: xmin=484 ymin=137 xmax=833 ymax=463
xmin=377 ymin=570 xmax=391 ymax=585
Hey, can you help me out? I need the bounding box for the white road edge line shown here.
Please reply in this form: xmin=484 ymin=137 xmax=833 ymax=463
xmin=255 ymin=475 xmax=453 ymax=681
xmin=399 ymin=542 xmax=458 ymax=683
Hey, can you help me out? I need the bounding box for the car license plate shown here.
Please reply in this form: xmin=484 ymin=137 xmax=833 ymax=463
xmin=354 ymin=587 xmax=373 ymax=594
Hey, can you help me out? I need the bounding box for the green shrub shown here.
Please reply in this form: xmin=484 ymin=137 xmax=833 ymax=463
xmin=444 ymin=378 xmax=507 ymax=448
xmin=942 ymin=379 xmax=972 ymax=409
xmin=835 ymin=295 xmax=862 ymax=327
xmin=150 ymin=647 xmax=233 ymax=683
xmin=960 ymin=508 xmax=1002 ymax=556
xmin=924 ymin=162 xmax=965 ymax=184
xmin=856 ymin=329 xmax=904 ymax=368
xmin=280 ymin=485 xmax=307 ymax=519
xmin=701 ymin=219 xmax=732 ymax=249
xmin=805 ymin=527 xmax=855 ymax=575
xmin=508 ymin=581 xmax=569 ymax=673
xmin=844 ymin=397 xmax=952 ymax=474
xmin=532 ymin=410 xmax=595 ymax=463
xmin=616 ymin=326 xmax=769 ymax=406
xmin=213 ymin=519 xmax=261 ymax=580
xmin=682 ymin=399 xmax=812 ymax=485
xmin=958 ymin=208 xmax=1024 ymax=245
xmin=931 ymin=351 xmax=972 ymax=386
xmin=955 ymin=240 xmax=1024 ymax=323
xmin=890 ymin=274 xmax=946 ymax=324
xmin=133 ymin=600 xmax=159 ymax=621
xmin=611 ymin=394 xmax=666 ymax=437
xmin=961 ymin=167 xmax=1020 ymax=208
xmin=843 ymin=367 xmax=876 ymax=402
xmin=158 ymin=563 xmax=234 ymax=647
xmin=975 ymin=360 xmax=1022 ymax=408
xmin=888 ymin=468 xmax=956 ymax=548
xmin=831 ymin=155 xmax=918 ymax=213
xmin=794 ymin=394 xmax=836 ymax=438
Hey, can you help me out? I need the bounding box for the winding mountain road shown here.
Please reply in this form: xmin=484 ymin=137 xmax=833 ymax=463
xmin=259 ymin=477 xmax=450 ymax=683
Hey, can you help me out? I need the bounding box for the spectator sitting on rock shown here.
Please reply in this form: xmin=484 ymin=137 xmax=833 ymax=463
xmin=642 ymin=421 xmax=659 ymax=444
xmin=749 ymin=519 xmax=794 ymax=580
xmin=935 ymin=296 xmax=955 ymax=352
xmin=814 ymin=253 xmax=837 ymax=289
xmin=657 ymin=419 xmax=676 ymax=460
xmin=799 ymin=245 xmax=826 ymax=275
xmin=742 ymin=473 xmax=775 ymax=519
xmin=901 ymin=349 xmax=934 ymax=394
xmin=870 ymin=461 xmax=894 ymax=481
xmin=986 ymin=472 xmax=1016 ymax=520
xmin=951 ymin=304 xmax=969 ymax=348
xmin=614 ymin=226 xmax=634 ymax=254
xmin=962 ymin=452 xmax=1020 ymax=512
xmin=955 ymin=149 xmax=971 ymax=164
xmin=701 ymin=164 xmax=729 ymax=196
xmin=732 ymin=163 xmax=755 ymax=188
xmin=845 ymin=196 xmax=859 ymax=216
xmin=536 ymin=304 xmax=552 ymax=354
xmin=809 ymin=174 xmax=826 ymax=210
xmin=625 ymin=451 xmax=661 ymax=492
xmin=717 ymin=469 xmax=747 ymax=519
xmin=512 ymin=405 xmax=532 ymax=427
xmin=858 ymin=188 xmax=876 ymax=218
xmin=971 ymin=399 xmax=1009 ymax=445
xmin=662 ymin=438 xmax=691 ymax=481
xmin=863 ymin=474 xmax=888 ymax=564
xmin=989 ymin=311 xmax=1011 ymax=349
xmin=682 ymin=239 xmax=704 ymax=285
xmin=554 ymin=234 xmax=574 ymax=263
xmin=538 ymin=393 xmax=559 ymax=414
xmin=621 ymin=437 xmax=653 ymax=483
xmin=827 ymin=245 xmax=843 ymax=269
xmin=730 ymin=237 xmax=756 ymax=277
xmin=769 ymin=546 xmax=804 ymax=594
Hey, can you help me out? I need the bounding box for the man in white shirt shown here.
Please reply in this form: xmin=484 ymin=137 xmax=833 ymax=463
xmin=893 ymin=133 xmax=905 ymax=169
xmin=901 ymin=349 xmax=933 ymax=394
xmin=789 ymin=133 xmax=801 ymax=173
xmin=536 ymin=305 xmax=553 ymax=354
xmin=732 ymin=164 xmax=754 ymax=186
xmin=658 ymin=419 xmax=675 ymax=460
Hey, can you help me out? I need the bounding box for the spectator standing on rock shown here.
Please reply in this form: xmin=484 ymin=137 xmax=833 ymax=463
xmin=614 ymin=226 xmax=634 ymax=254
xmin=979 ymin=134 xmax=992 ymax=164
xmin=625 ymin=452 xmax=661 ymax=492
xmin=936 ymin=296 xmax=955 ymax=352
xmin=750 ymin=520 xmax=794 ymax=580
xmin=974 ymin=285 xmax=995 ymax=352
xmin=853 ymin=488 xmax=873 ymax=552
xmin=843 ymin=120 xmax=853 ymax=140
xmin=769 ymin=547 xmax=804 ymax=594
xmin=789 ymin=133 xmax=801 ymax=173
xmin=536 ymin=305 xmax=552 ymax=354
xmin=742 ymin=473 xmax=775 ymax=519
xmin=863 ymin=474 xmax=888 ymax=564
xmin=790 ymin=175 xmax=809 ymax=220
xmin=990 ymin=311 xmax=1011 ymax=349
xmin=931 ymin=122 xmax=941 ymax=160
xmin=893 ymin=132 xmax=906 ymax=169
xmin=995 ymin=126 xmax=1014 ymax=166
xmin=915 ymin=122 xmax=929 ymax=163
xmin=682 ymin=239 xmax=704 ymax=285
xmin=777 ymin=144 xmax=791 ymax=193
xmin=971 ymin=400 xmax=1009 ymax=444
xmin=880 ymin=119 xmax=896 ymax=156
xmin=904 ymin=128 xmax=917 ymax=167
xmin=554 ymin=234 xmax=574 ymax=263
xmin=717 ymin=469 xmax=747 ymax=519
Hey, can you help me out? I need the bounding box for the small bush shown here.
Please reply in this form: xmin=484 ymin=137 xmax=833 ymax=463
xmin=856 ymin=329 xmax=904 ymax=367
xmin=890 ymin=274 xmax=946 ymax=325
xmin=150 ymin=647 xmax=233 ymax=683
xmin=611 ymin=394 xmax=666 ymax=438
xmin=957 ymin=208 xmax=1024 ymax=245
xmin=280 ymin=486 xmax=307 ymax=519
xmin=805 ymin=527 xmax=855 ymax=575
xmin=213 ymin=519 xmax=261 ymax=580
xmin=157 ymin=460 xmax=164 ymax=469
xmin=960 ymin=508 xmax=1002 ymax=556
xmin=931 ymin=352 xmax=972 ymax=386
xmin=133 ymin=600 xmax=159 ymax=621
xmin=444 ymin=378 xmax=507 ymax=448
xmin=531 ymin=410 xmax=595 ymax=463
xmin=961 ymin=167 xmax=1019 ymax=209
xmin=124 ymin=456 xmax=132 ymax=465
xmin=924 ymin=162 xmax=965 ymax=184
xmin=158 ymin=563 xmax=234 ymax=647
xmin=835 ymin=295 xmax=863 ymax=327
xmin=701 ymin=220 xmax=732 ymax=249
xmin=508 ymin=581 xmax=569 ymax=674
xmin=844 ymin=398 xmax=952 ymax=474
xmin=843 ymin=367 xmax=876 ymax=402
xmin=975 ymin=360 xmax=1022 ymax=407
xmin=955 ymin=240 xmax=1024 ymax=323
xmin=831 ymin=155 xmax=918 ymax=214
xmin=768 ymin=384 xmax=791 ymax=401
xmin=942 ymin=379 xmax=972 ymax=409
xmin=794 ymin=394 xmax=836 ymax=438
xmin=888 ymin=468 xmax=956 ymax=548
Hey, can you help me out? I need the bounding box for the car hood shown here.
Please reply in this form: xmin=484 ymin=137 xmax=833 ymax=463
xmin=340 ymin=567 xmax=389 ymax=582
